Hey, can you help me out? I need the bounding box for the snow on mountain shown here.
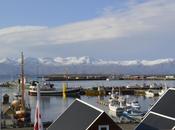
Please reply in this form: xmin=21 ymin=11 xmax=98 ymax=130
xmin=141 ymin=58 xmax=174 ymax=66
xmin=38 ymin=57 xmax=175 ymax=66
xmin=54 ymin=56 xmax=91 ymax=65
xmin=96 ymin=59 xmax=140 ymax=66
xmin=0 ymin=58 xmax=19 ymax=64
xmin=38 ymin=57 xmax=56 ymax=65
xmin=0 ymin=56 xmax=173 ymax=66
xmin=0 ymin=58 xmax=10 ymax=64
xmin=0 ymin=56 xmax=175 ymax=75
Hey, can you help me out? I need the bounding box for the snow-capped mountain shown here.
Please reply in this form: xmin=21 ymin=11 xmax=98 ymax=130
xmin=0 ymin=56 xmax=175 ymax=75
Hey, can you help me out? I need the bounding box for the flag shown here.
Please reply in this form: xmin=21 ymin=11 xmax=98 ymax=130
xmin=34 ymin=85 xmax=43 ymax=130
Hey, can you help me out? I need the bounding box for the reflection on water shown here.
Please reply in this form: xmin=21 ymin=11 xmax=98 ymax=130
xmin=1 ymin=92 xmax=159 ymax=123
xmin=1 ymin=80 xmax=175 ymax=122
xmin=28 ymin=96 xmax=75 ymax=122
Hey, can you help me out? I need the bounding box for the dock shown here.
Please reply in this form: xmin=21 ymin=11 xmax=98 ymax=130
xmin=83 ymin=86 xmax=163 ymax=96
xmin=43 ymin=74 xmax=175 ymax=81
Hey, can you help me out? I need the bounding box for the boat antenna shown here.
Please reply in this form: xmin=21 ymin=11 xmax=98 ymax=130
xmin=64 ymin=68 xmax=68 ymax=80
xmin=21 ymin=52 xmax=25 ymax=110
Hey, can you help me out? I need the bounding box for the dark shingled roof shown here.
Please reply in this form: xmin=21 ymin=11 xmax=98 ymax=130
xmin=135 ymin=88 xmax=175 ymax=130
xmin=136 ymin=113 xmax=175 ymax=130
xmin=47 ymin=99 xmax=103 ymax=130
xmin=151 ymin=89 xmax=175 ymax=118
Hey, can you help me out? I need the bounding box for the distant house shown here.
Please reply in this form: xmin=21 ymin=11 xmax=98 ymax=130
xmin=47 ymin=99 xmax=122 ymax=130
xmin=135 ymin=88 xmax=175 ymax=130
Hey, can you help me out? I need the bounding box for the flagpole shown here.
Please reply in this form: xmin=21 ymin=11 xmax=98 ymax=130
xmin=34 ymin=84 xmax=43 ymax=130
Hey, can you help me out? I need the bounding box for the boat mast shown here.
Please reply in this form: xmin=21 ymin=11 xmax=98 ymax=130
xmin=21 ymin=52 xmax=25 ymax=110
xmin=64 ymin=68 xmax=68 ymax=85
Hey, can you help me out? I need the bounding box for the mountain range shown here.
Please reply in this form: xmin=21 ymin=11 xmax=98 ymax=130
xmin=0 ymin=56 xmax=175 ymax=75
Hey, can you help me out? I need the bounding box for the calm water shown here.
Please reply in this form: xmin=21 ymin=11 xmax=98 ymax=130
xmin=1 ymin=79 xmax=175 ymax=122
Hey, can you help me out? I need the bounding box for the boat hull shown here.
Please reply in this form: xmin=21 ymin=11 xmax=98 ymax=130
xmin=28 ymin=88 xmax=80 ymax=97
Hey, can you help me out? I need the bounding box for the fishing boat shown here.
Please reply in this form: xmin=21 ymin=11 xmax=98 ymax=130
xmin=28 ymin=81 xmax=80 ymax=96
xmin=10 ymin=52 xmax=31 ymax=127
xmin=122 ymin=109 xmax=145 ymax=121
xmin=109 ymin=102 xmax=125 ymax=114
xmin=145 ymin=89 xmax=159 ymax=97
xmin=108 ymin=87 xmax=128 ymax=113
xmin=158 ymin=82 xmax=168 ymax=96
xmin=108 ymin=87 xmax=121 ymax=102
xmin=108 ymin=97 xmax=127 ymax=114
xmin=145 ymin=90 xmax=154 ymax=97
xmin=126 ymin=100 xmax=141 ymax=110
xmin=158 ymin=89 xmax=166 ymax=96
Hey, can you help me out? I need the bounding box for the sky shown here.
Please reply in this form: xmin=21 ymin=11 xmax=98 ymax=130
xmin=0 ymin=0 xmax=175 ymax=60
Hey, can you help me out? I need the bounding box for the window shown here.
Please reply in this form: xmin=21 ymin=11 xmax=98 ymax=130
xmin=98 ymin=125 xmax=109 ymax=130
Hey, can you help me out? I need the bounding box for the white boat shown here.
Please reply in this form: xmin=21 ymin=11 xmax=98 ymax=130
xmin=145 ymin=89 xmax=159 ymax=97
xmin=108 ymin=98 xmax=127 ymax=113
xmin=109 ymin=101 xmax=125 ymax=113
xmin=108 ymin=87 xmax=122 ymax=102
xmin=28 ymin=81 xmax=80 ymax=96
xmin=158 ymin=87 xmax=168 ymax=96
xmin=106 ymin=78 xmax=110 ymax=81
xmin=158 ymin=82 xmax=168 ymax=96
xmin=126 ymin=101 xmax=141 ymax=109
xmin=109 ymin=87 xmax=129 ymax=113
xmin=158 ymin=89 xmax=165 ymax=96
xmin=108 ymin=87 xmax=117 ymax=102
xmin=108 ymin=92 xmax=119 ymax=102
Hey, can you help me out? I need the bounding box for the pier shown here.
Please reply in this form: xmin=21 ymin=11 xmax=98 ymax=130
xmin=83 ymin=86 xmax=163 ymax=96
xmin=43 ymin=74 xmax=175 ymax=81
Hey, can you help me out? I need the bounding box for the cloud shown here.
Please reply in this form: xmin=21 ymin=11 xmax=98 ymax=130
xmin=0 ymin=26 xmax=47 ymax=36
xmin=0 ymin=0 xmax=175 ymax=58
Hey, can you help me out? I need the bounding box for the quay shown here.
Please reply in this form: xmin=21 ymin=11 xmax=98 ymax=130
xmin=43 ymin=74 xmax=175 ymax=81
xmin=83 ymin=85 xmax=163 ymax=96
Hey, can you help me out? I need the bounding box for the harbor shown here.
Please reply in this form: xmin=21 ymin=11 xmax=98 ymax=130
xmin=1 ymin=78 xmax=173 ymax=129
xmin=0 ymin=51 xmax=174 ymax=130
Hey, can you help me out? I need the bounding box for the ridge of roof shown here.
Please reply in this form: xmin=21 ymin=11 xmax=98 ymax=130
xmin=85 ymin=112 xmax=104 ymax=130
xmin=150 ymin=111 xmax=175 ymax=121
xmin=169 ymin=88 xmax=175 ymax=91
xmin=76 ymin=98 xmax=104 ymax=113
